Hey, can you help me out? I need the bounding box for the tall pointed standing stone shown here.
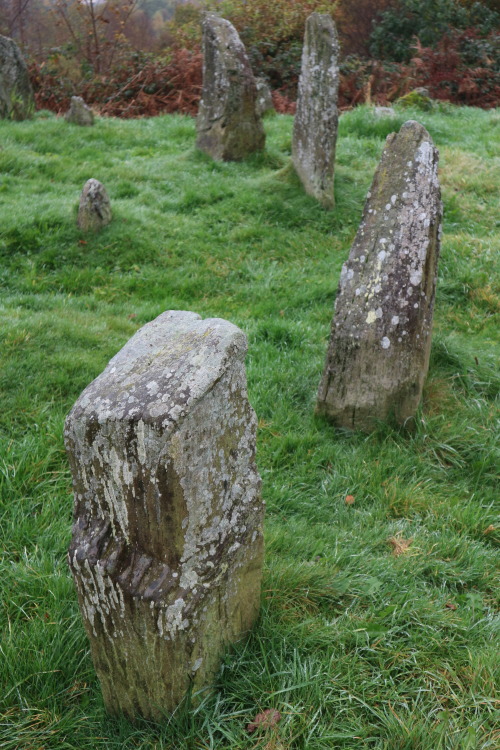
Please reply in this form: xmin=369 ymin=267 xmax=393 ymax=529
xmin=292 ymin=14 xmax=340 ymax=208
xmin=0 ymin=34 xmax=34 ymax=120
xmin=65 ymin=311 xmax=264 ymax=720
xmin=316 ymin=121 xmax=442 ymax=431
xmin=196 ymin=14 xmax=265 ymax=161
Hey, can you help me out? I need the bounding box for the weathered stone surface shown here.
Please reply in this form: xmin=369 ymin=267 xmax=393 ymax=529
xmin=292 ymin=14 xmax=340 ymax=208
xmin=77 ymin=179 xmax=112 ymax=232
xmin=196 ymin=14 xmax=265 ymax=161
xmin=65 ymin=311 xmax=264 ymax=720
xmin=65 ymin=95 xmax=94 ymax=126
xmin=316 ymin=120 xmax=442 ymax=431
xmin=373 ymin=106 xmax=396 ymax=117
xmin=0 ymin=34 xmax=34 ymax=120
xmin=255 ymin=77 xmax=274 ymax=116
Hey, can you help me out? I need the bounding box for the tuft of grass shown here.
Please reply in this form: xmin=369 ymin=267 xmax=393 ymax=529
xmin=1 ymin=106 xmax=499 ymax=749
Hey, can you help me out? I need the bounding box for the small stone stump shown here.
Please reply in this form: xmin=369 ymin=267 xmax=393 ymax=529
xmin=292 ymin=14 xmax=340 ymax=208
xmin=373 ymin=106 xmax=396 ymax=118
xmin=316 ymin=120 xmax=442 ymax=431
xmin=65 ymin=96 xmax=94 ymax=126
xmin=196 ymin=13 xmax=265 ymax=161
xmin=255 ymin=78 xmax=274 ymax=116
xmin=77 ymin=179 xmax=112 ymax=232
xmin=65 ymin=311 xmax=264 ymax=720
xmin=0 ymin=34 xmax=34 ymax=120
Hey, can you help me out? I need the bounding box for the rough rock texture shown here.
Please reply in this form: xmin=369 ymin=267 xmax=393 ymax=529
xmin=65 ymin=95 xmax=94 ymax=126
xmin=317 ymin=120 xmax=442 ymax=431
xmin=373 ymin=106 xmax=396 ymax=117
xmin=65 ymin=311 xmax=264 ymax=720
xmin=77 ymin=179 xmax=112 ymax=232
xmin=255 ymin=77 xmax=274 ymax=116
xmin=196 ymin=14 xmax=265 ymax=161
xmin=292 ymin=14 xmax=340 ymax=208
xmin=0 ymin=34 xmax=34 ymax=120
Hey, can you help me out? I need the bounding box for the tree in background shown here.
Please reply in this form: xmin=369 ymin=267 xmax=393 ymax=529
xmin=5 ymin=0 xmax=499 ymax=113
xmin=51 ymin=0 xmax=144 ymax=73
xmin=0 ymin=0 xmax=34 ymax=43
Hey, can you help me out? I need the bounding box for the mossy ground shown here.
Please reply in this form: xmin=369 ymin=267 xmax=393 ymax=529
xmin=1 ymin=105 xmax=499 ymax=749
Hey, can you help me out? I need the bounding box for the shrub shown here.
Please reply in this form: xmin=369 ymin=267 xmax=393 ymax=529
xmin=410 ymin=30 xmax=500 ymax=107
xmin=30 ymin=48 xmax=203 ymax=117
xmin=370 ymin=0 xmax=500 ymax=62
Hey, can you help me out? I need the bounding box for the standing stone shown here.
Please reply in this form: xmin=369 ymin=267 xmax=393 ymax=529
xmin=77 ymin=179 xmax=112 ymax=232
xmin=0 ymin=35 xmax=34 ymax=120
xmin=64 ymin=311 xmax=264 ymax=720
xmin=316 ymin=120 xmax=442 ymax=431
xmin=196 ymin=14 xmax=265 ymax=161
xmin=65 ymin=96 xmax=94 ymax=126
xmin=255 ymin=77 xmax=274 ymax=116
xmin=292 ymin=14 xmax=340 ymax=209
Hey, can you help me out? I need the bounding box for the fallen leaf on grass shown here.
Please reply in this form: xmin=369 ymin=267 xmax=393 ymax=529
xmin=387 ymin=536 xmax=413 ymax=556
xmin=345 ymin=495 xmax=355 ymax=505
xmin=247 ymin=709 xmax=281 ymax=734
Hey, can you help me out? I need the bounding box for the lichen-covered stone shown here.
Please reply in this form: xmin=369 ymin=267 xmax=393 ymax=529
xmin=77 ymin=179 xmax=112 ymax=232
xmin=65 ymin=96 xmax=94 ymax=126
xmin=196 ymin=14 xmax=265 ymax=161
xmin=0 ymin=34 xmax=34 ymax=120
xmin=65 ymin=311 xmax=264 ymax=720
xmin=397 ymin=89 xmax=434 ymax=111
xmin=317 ymin=120 xmax=442 ymax=431
xmin=373 ymin=106 xmax=396 ymax=118
xmin=292 ymin=14 xmax=340 ymax=208
xmin=255 ymin=77 xmax=274 ymax=116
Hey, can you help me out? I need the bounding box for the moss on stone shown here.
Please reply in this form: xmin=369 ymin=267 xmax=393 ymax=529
xmin=397 ymin=90 xmax=435 ymax=112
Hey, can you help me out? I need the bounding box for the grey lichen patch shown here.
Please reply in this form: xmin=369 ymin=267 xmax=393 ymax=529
xmin=77 ymin=179 xmax=112 ymax=232
xmin=0 ymin=34 xmax=34 ymax=120
xmin=65 ymin=311 xmax=264 ymax=720
xmin=292 ymin=13 xmax=340 ymax=208
xmin=317 ymin=120 xmax=442 ymax=431
xmin=196 ymin=14 xmax=265 ymax=161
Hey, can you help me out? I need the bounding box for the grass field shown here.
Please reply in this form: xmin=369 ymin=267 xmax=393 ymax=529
xmin=0 ymin=105 xmax=499 ymax=749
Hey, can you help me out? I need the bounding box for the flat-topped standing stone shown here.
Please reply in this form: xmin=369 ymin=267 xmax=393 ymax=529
xmin=65 ymin=95 xmax=94 ymax=126
xmin=292 ymin=14 xmax=340 ymax=208
xmin=0 ymin=34 xmax=34 ymax=120
xmin=65 ymin=311 xmax=264 ymax=720
xmin=196 ymin=14 xmax=265 ymax=161
xmin=77 ymin=179 xmax=111 ymax=232
xmin=317 ymin=120 xmax=442 ymax=431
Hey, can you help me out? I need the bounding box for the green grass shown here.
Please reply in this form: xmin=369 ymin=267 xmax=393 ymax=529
xmin=1 ymin=104 xmax=499 ymax=749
